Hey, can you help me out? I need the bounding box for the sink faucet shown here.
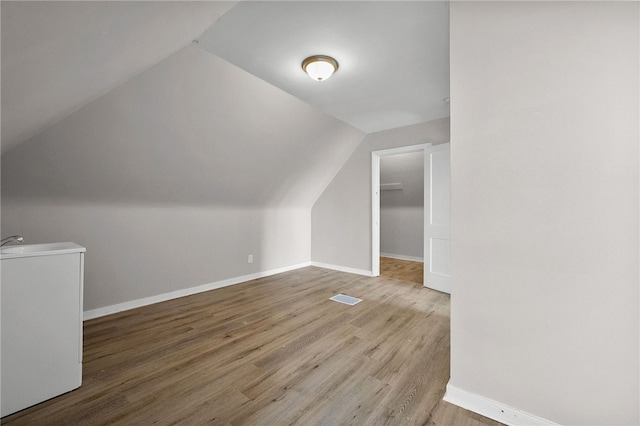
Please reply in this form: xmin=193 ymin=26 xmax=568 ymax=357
xmin=1 ymin=235 xmax=24 ymax=246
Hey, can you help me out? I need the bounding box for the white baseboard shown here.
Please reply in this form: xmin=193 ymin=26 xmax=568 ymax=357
xmin=309 ymin=261 xmax=373 ymax=277
xmin=380 ymin=253 xmax=424 ymax=262
xmin=444 ymin=383 xmax=558 ymax=426
xmin=83 ymin=262 xmax=312 ymax=320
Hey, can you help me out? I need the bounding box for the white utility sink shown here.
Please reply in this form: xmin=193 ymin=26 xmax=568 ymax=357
xmin=0 ymin=242 xmax=85 ymax=259
xmin=1 ymin=241 xmax=86 ymax=417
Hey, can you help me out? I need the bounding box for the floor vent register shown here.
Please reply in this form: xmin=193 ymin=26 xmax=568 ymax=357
xmin=329 ymin=294 xmax=362 ymax=306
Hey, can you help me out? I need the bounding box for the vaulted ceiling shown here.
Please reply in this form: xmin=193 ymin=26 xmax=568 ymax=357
xmin=1 ymin=1 xmax=237 ymax=154
xmin=196 ymin=1 xmax=450 ymax=134
xmin=1 ymin=1 xmax=450 ymax=155
xmin=1 ymin=45 xmax=365 ymax=207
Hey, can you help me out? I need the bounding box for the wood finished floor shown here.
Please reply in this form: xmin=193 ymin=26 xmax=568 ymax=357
xmin=3 ymin=261 xmax=501 ymax=426
xmin=380 ymin=257 xmax=423 ymax=285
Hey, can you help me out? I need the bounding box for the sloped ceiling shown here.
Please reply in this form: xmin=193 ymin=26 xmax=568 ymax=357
xmin=1 ymin=1 xmax=237 ymax=154
xmin=1 ymin=46 xmax=365 ymax=207
xmin=197 ymin=1 xmax=450 ymax=134
xmin=1 ymin=1 xmax=450 ymax=155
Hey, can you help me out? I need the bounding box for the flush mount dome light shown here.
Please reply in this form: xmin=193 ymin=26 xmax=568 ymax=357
xmin=302 ymin=55 xmax=339 ymax=81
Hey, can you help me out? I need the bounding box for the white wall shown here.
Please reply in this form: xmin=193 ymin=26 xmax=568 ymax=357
xmin=380 ymin=207 xmax=423 ymax=260
xmin=311 ymin=118 xmax=449 ymax=272
xmin=449 ymin=2 xmax=639 ymax=425
xmin=1 ymin=46 xmax=364 ymax=312
xmin=1 ymin=201 xmax=309 ymax=312
xmin=380 ymin=151 xmax=424 ymax=260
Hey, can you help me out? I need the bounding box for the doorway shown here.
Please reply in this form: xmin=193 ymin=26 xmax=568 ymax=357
xmin=372 ymin=143 xmax=451 ymax=293
xmin=379 ymin=150 xmax=425 ymax=284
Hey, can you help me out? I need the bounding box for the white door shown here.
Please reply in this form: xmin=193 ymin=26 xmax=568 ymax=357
xmin=424 ymin=143 xmax=451 ymax=293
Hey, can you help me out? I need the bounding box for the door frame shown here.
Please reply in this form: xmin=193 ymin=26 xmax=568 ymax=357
xmin=371 ymin=143 xmax=430 ymax=277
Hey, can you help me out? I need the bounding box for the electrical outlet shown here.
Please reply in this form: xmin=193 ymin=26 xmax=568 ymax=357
xmin=248 ymin=254 xmax=253 ymax=263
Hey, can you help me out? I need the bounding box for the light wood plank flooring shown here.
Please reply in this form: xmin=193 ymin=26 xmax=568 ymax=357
xmin=3 ymin=264 xmax=501 ymax=425
xmin=380 ymin=256 xmax=423 ymax=285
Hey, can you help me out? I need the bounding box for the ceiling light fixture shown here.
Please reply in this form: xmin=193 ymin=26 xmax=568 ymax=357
xmin=302 ymin=55 xmax=339 ymax=81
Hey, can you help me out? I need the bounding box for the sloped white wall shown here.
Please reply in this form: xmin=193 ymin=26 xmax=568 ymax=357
xmin=311 ymin=118 xmax=449 ymax=272
xmin=1 ymin=46 xmax=364 ymax=312
xmin=1 ymin=1 xmax=237 ymax=153
xmin=3 ymin=47 xmax=363 ymax=208
xmin=449 ymin=2 xmax=639 ymax=424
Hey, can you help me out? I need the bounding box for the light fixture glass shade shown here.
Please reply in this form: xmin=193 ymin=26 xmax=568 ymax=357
xmin=302 ymin=55 xmax=338 ymax=81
